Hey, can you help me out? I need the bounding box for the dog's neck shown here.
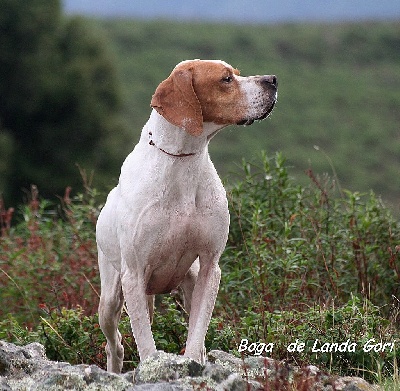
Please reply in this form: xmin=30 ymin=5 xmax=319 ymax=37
xmin=148 ymin=138 xmax=196 ymax=158
xmin=142 ymin=110 xmax=224 ymax=157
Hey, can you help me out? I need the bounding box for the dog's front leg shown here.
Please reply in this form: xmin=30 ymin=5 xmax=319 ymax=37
xmin=184 ymin=255 xmax=221 ymax=364
xmin=121 ymin=268 xmax=157 ymax=361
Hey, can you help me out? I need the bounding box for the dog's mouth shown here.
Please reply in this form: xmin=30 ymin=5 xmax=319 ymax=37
xmin=237 ymin=100 xmax=276 ymax=126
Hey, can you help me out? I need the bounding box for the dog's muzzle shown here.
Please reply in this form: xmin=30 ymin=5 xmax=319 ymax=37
xmin=237 ymin=100 xmax=276 ymax=126
xmin=237 ymin=75 xmax=277 ymax=126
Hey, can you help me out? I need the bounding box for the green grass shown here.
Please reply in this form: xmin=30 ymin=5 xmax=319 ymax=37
xmin=93 ymin=19 xmax=400 ymax=210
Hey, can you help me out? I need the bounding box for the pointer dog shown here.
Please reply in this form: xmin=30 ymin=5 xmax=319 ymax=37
xmin=96 ymin=59 xmax=277 ymax=372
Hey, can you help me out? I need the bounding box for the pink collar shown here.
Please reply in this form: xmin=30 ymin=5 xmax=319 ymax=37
xmin=148 ymin=139 xmax=196 ymax=158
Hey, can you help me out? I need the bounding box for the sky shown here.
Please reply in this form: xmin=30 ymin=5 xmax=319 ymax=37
xmin=63 ymin=0 xmax=400 ymax=24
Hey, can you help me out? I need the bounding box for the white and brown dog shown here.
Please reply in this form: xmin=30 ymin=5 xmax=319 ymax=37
xmin=96 ymin=59 xmax=277 ymax=372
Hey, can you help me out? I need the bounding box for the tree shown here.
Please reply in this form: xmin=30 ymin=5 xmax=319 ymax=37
xmin=0 ymin=0 xmax=126 ymax=203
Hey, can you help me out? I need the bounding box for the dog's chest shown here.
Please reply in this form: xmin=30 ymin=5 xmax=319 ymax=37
xmin=126 ymin=190 xmax=228 ymax=294
xmin=117 ymin=149 xmax=229 ymax=293
xmin=135 ymin=195 xmax=225 ymax=253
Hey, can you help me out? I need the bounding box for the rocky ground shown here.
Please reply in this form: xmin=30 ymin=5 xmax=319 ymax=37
xmin=0 ymin=340 xmax=380 ymax=390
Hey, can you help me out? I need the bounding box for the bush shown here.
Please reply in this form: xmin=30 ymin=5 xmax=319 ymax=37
xmin=0 ymin=296 xmax=235 ymax=372
xmin=0 ymin=152 xmax=399 ymax=382
xmin=0 ymin=184 xmax=100 ymax=325
xmin=0 ymin=295 xmax=397 ymax=382
xmin=219 ymin=152 xmax=400 ymax=315
xmin=229 ymin=295 xmax=400 ymax=383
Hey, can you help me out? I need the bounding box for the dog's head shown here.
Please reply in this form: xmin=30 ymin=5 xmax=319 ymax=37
xmin=151 ymin=59 xmax=277 ymax=136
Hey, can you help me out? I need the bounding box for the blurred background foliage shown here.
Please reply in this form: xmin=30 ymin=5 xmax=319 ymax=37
xmin=0 ymin=0 xmax=399 ymax=212
xmin=0 ymin=0 xmax=128 ymax=202
xmin=98 ymin=19 xmax=400 ymax=210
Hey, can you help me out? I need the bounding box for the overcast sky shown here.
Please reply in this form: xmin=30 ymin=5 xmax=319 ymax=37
xmin=63 ymin=0 xmax=400 ymax=23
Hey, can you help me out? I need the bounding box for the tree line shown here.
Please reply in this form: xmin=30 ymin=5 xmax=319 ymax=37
xmin=0 ymin=0 xmax=126 ymax=204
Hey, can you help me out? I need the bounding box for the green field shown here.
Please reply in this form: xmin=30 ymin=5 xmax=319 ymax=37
xmin=95 ymin=19 xmax=400 ymax=209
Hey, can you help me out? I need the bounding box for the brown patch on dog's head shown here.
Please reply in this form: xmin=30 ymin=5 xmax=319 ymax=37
xmin=151 ymin=61 xmax=203 ymax=136
xmin=151 ymin=60 xmax=247 ymax=136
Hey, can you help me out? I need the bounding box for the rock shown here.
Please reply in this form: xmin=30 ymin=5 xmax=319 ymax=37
xmin=333 ymin=376 xmax=381 ymax=391
xmin=134 ymin=351 xmax=203 ymax=384
xmin=0 ymin=341 xmax=133 ymax=391
xmin=0 ymin=341 xmax=381 ymax=390
xmin=0 ymin=341 xmax=47 ymax=376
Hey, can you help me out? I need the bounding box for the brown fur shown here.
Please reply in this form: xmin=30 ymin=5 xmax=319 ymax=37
xmin=151 ymin=60 xmax=245 ymax=136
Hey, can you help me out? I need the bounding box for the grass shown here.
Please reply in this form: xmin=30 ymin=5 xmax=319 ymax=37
xmin=97 ymin=19 xmax=400 ymax=209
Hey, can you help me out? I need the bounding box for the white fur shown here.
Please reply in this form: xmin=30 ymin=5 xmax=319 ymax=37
xmin=239 ymin=75 xmax=277 ymax=120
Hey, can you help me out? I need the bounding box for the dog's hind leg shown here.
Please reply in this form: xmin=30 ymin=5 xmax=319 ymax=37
xmin=147 ymin=295 xmax=155 ymax=324
xmin=98 ymin=249 xmax=125 ymax=373
xmin=180 ymin=258 xmax=200 ymax=315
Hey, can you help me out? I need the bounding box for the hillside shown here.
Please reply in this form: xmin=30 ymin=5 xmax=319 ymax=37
xmin=94 ymin=19 xmax=400 ymax=209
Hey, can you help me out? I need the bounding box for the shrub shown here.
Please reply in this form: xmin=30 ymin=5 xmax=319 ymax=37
xmin=0 ymin=184 xmax=101 ymax=325
xmin=0 ymin=295 xmax=397 ymax=382
xmin=219 ymin=152 xmax=400 ymax=316
xmin=228 ymin=295 xmax=400 ymax=383
xmin=216 ymin=152 xmax=400 ymax=382
xmin=0 ymin=295 xmax=235 ymax=372
xmin=0 ymin=152 xmax=399 ymax=382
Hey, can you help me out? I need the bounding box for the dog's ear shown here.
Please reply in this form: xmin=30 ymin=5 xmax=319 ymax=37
xmin=151 ymin=66 xmax=203 ymax=136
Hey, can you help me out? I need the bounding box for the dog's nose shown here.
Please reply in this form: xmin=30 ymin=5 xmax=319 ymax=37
xmin=261 ymin=75 xmax=277 ymax=88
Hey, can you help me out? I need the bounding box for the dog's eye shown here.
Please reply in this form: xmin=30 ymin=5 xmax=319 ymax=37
xmin=221 ymin=75 xmax=233 ymax=83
